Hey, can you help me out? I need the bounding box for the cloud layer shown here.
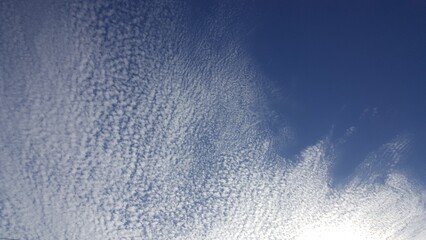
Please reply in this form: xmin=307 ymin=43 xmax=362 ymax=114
xmin=1 ymin=0 xmax=425 ymax=239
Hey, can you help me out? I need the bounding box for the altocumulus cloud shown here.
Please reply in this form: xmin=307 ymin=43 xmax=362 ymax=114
xmin=1 ymin=0 xmax=425 ymax=239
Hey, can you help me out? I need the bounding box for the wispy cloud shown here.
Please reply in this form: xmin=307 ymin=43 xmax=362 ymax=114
xmin=360 ymin=107 xmax=379 ymax=120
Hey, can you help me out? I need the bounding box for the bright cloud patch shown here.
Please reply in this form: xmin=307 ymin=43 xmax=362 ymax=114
xmin=0 ymin=0 xmax=425 ymax=240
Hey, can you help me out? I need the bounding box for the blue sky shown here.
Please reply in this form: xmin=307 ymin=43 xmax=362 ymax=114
xmin=251 ymin=0 xmax=426 ymax=183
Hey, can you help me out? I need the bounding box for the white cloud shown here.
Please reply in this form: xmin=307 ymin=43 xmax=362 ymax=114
xmin=345 ymin=126 xmax=356 ymax=137
xmin=360 ymin=107 xmax=379 ymax=120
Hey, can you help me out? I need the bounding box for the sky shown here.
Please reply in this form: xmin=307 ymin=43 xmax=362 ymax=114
xmin=251 ymin=0 xmax=426 ymax=183
xmin=0 ymin=0 xmax=425 ymax=239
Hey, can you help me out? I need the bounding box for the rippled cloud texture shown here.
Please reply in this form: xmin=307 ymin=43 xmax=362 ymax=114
xmin=1 ymin=1 xmax=425 ymax=239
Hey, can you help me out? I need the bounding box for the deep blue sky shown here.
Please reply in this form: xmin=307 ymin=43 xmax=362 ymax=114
xmin=250 ymin=0 xmax=426 ymax=182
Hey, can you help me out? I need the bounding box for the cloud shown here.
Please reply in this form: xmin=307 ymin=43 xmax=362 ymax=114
xmin=0 ymin=0 xmax=425 ymax=240
xmin=360 ymin=107 xmax=378 ymax=120
xmin=345 ymin=126 xmax=356 ymax=137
